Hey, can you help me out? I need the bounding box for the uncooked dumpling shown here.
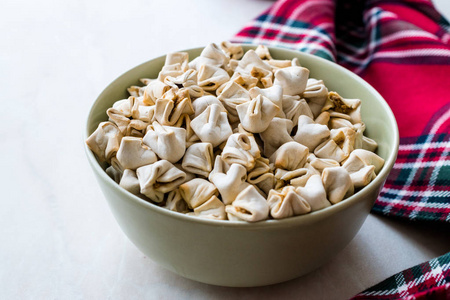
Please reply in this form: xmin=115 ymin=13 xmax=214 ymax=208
xmin=143 ymin=121 xmax=186 ymax=163
xmin=296 ymin=175 xmax=331 ymax=211
xmin=236 ymin=94 xmax=280 ymax=133
xmin=260 ymin=117 xmax=294 ymax=157
xmin=190 ymin=104 xmax=232 ymax=147
xmin=136 ymin=160 xmax=187 ymax=203
xmin=268 ymin=186 xmax=311 ymax=219
xmin=225 ymin=185 xmax=270 ymax=222
xmin=274 ymin=66 xmax=309 ymax=95
xmin=86 ymin=121 xmax=123 ymax=163
xmin=116 ymin=137 xmax=157 ymax=170
xmin=179 ymin=178 xmax=218 ymax=209
xmin=181 ymin=143 xmax=214 ymax=177
xmin=269 ymin=141 xmax=309 ymax=171
xmin=210 ymin=163 xmax=250 ymax=205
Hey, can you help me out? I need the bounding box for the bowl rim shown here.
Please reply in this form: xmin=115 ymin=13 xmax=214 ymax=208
xmin=84 ymin=44 xmax=399 ymax=229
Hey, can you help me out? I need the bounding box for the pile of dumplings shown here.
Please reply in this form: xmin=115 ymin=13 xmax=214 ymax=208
xmin=86 ymin=42 xmax=385 ymax=222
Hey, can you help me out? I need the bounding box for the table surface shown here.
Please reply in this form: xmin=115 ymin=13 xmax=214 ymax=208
xmin=2 ymin=0 xmax=450 ymax=299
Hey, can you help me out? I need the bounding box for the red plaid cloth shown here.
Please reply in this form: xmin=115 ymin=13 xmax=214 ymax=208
xmin=351 ymin=252 xmax=450 ymax=300
xmin=232 ymin=0 xmax=450 ymax=297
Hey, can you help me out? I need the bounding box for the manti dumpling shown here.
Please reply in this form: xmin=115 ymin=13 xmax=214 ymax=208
xmin=221 ymin=133 xmax=260 ymax=170
xmin=274 ymin=167 xmax=317 ymax=189
xmin=255 ymin=45 xmax=272 ymax=60
xmin=165 ymin=52 xmax=189 ymax=72
xmin=268 ymin=186 xmax=311 ymax=219
xmin=193 ymin=195 xmax=226 ymax=220
xmin=314 ymin=127 xmax=356 ymax=163
xmin=294 ymin=115 xmax=330 ymax=152
xmin=116 ymin=137 xmax=157 ymax=170
xmin=296 ymin=175 xmax=331 ymax=211
xmin=259 ymin=117 xmax=294 ymax=157
xmin=217 ymin=81 xmax=251 ymax=123
xmin=179 ymin=178 xmax=218 ymax=209
xmin=328 ymin=91 xmax=361 ymax=114
xmin=220 ymin=41 xmax=244 ymax=60
xmin=284 ymin=96 xmax=314 ymax=127
xmin=321 ymin=167 xmax=354 ymax=204
xmin=247 ymin=157 xmax=276 ymax=196
xmin=86 ymin=121 xmax=123 ymax=163
xmin=164 ymin=189 xmax=189 ymax=213
xmin=197 ymin=64 xmax=230 ymax=91
xmin=274 ymin=66 xmax=309 ymax=96
xmin=105 ymin=103 xmax=129 ymax=135
xmin=269 ymin=141 xmax=309 ymax=171
xmin=225 ymin=185 xmax=269 ymax=222
xmin=189 ymin=43 xmax=229 ymax=70
xmin=303 ymin=78 xmax=328 ymax=118
xmin=229 ymin=72 xmax=258 ymax=91
xmin=236 ymin=94 xmax=280 ymax=133
xmin=353 ymin=123 xmax=378 ymax=152
xmin=106 ymin=159 xmax=123 ymax=184
xmin=210 ymin=161 xmax=251 ymax=205
xmin=154 ymin=89 xmax=195 ymax=126
xmin=173 ymin=114 xmax=199 ymax=147
xmin=119 ymin=169 xmax=141 ymax=196
xmin=249 ymin=65 xmax=273 ymax=88
xmin=157 ymin=63 xmax=184 ymax=82
xmin=164 ymin=69 xmax=198 ymax=90
xmin=234 ymin=49 xmax=272 ymax=76
xmin=143 ymin=80 xmax=171 ymax=106
xmin=181 ymin=143 xmax=214 ymax=177
xmin=190 ymin=103 xmax=232 ymax=147
xmin=342 ymin=149 xmax=385 ymax=188
xmin=136 ymin=160 xmax=187 ymax=203
xmin=143 ymin=121 xmax=186 ymax=163
xmin=249 ymin=85 xmax=285 ymax=117
xmin=307 ymin=153 xmax=340 ymax=173
xmin=191 ymin=95 xmax=227 ymax=118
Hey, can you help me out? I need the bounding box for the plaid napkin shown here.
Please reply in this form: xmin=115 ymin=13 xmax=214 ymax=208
xmin=232 ymin=0 xmax=450 ymax=297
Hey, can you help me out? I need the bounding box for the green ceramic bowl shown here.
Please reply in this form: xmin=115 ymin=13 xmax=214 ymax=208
xmin=84 ymin=45 xmax=399 ymax=287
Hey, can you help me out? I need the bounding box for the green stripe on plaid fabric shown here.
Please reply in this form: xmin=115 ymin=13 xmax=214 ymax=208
xmin=351 ymin=252 xmax=450 ymax=299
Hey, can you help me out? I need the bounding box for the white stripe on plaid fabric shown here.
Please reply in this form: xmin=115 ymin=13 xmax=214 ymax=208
xmin=360 ymin=261 xmax=450 ymax=296
xmin=392 ymin=160 xmax=450 ymax=169
xmin=430 ymin=259 xmax=448 ymax=286
xmin=382 ymin=188 xmax=450 ymax=199
xmin=339 ymin=47 xmax=450 ymax=71
xmin=337 ymin=30 xmax=442 ymax=55
xmin=374 ymin=48 xmax=450 ymax=58
xmin=398 ymin=141 xmax=449 ymax=151
xmin=395 ymin=271 xmax=409 ymax=298
xmin=378 ymin=196 xmax=450 ymax=208
xmin=382 ymin=108 xmax=450 ymax=216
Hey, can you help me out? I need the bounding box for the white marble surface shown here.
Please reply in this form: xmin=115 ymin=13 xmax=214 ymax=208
xmin=1 ymin=0 xmax=450 ymax=299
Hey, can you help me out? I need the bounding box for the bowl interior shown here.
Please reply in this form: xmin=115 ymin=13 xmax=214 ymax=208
xmin=85 ymin=45 xmax=399 ymax=226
